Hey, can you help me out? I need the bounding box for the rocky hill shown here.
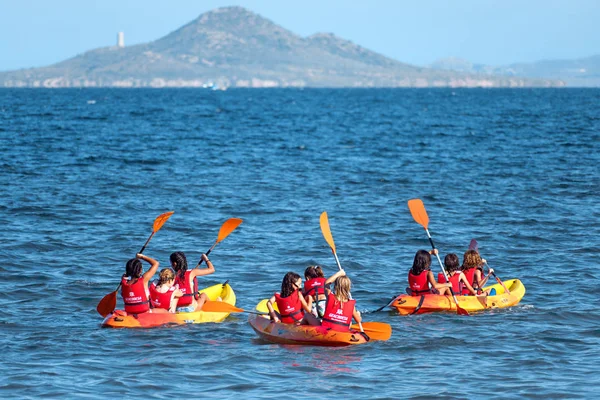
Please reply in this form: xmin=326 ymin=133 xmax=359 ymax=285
xmin=0 ymin=7 xmax=564 ymax=88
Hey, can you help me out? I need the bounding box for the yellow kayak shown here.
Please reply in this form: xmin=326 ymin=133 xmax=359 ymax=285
xmin=101 ymin=282 xmax=236 ymax=328
xmin=390 ymin=278 xmax=525 ymax=315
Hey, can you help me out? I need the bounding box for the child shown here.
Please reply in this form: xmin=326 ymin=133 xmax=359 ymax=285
xmin=121 ymin=253 xmax=160 ymax=314
xmin=407 ymin=249 xmax=452 ymax=296
xmin=438 ymin=253 xmax=478 ymax=296
xmin=149 ymin=268 xmax=183 ymax=313
xmin=462 ymin=250 xmax=494 ymax=295
xmin=267 ymin=272 xmax=320 ymax=326
xmin=171 ymin=251 xmax=214 ymax=312
xmin=303 ymin=265 xmax=345 ymax=318
xmin=320 ymin=272 xmax=363 ymax=333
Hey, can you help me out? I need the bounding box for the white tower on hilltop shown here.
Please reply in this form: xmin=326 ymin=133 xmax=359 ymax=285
xmin=117 ymin=32 xmax=125 ymax=48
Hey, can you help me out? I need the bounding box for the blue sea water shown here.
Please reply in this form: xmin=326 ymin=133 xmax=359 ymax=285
xmin=0 ymin=88 xmax=599 ymax=399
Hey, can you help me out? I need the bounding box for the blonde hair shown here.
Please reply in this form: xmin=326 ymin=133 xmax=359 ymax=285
xmin=333 ymin=276 xmax=352 ymax=302
xmin=462 ymin=250 xmax=482 ymax=270
xmin=157 ymin=268 xmax=175 ymax=285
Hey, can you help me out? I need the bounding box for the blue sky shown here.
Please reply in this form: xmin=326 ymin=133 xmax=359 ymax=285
xmin=1 ymin=0 xmax=598 ymax=72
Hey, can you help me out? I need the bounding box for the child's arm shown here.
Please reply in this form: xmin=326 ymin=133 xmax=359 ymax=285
xmin=475 ymin=267 xmax=492 ymax=289
xmin=325 ymin=269 xmax=345 ymax=285
xmin=352 ymin=307 xmax=362 ymax=325
xmin=190 ymin=254 xmax=215 ymax=278
xmin=266 ymin=295 xmax=280 ymax=322
xmin=428 ymin=271 xmax=451 ymax=290
xmin=139 ymin=254 xmax=160 ymax=284
xmin=299 ymin=292 xmax=312 ymax=314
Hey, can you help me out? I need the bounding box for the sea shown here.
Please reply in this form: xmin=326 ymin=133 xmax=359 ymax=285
xmin=0 ymin=88 xmax=598 ymax=399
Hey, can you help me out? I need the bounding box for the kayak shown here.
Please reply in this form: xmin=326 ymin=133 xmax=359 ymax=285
xmin=389 ymin=278 xmax=525 ymax=315
xmin=247 ymin=300 xmax=369 ymax=346
xmin=248 ymin=314 xmax=370 ymax=346
xmin=101 ymin=282 xmax=236 ymax=328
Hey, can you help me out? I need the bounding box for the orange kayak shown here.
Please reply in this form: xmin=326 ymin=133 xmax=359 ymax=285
xmin=101 ymin=282 xmax=235 ymax=328
xmin=390 ymin=278 xmax=525 ymax=315
xmin=248 ymin=314 xmax=369 ymax=346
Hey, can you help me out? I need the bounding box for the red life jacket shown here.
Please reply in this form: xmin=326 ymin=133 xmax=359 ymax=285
xmin=174 ymin=270 xmax=198 ymax=307
xmin=303 ymin=277 xmax=326 ymax=298
xmin=321 ymin=293 xmax=356 ymax=332
xmin=463 ymin=267 xmax=476 ymax=287
xmin=121 ymin=276 xmax=150 ymax=314
xmin=408 ymin=270 xmax=431 ymax=296
xmin=438 ymin=272 xmax=447 ymax=283
xmin=149 ymin=282 xmax=176 ymax=311
xmin=275 ymin=290 xmax=304 ymax=324
xmin=447 ymin=272 xmax=462 ymax=294
xmin=462 ymin=267 xmax=484 ymax=295
xmin=439 ymin=272 xmax=463 ymax=293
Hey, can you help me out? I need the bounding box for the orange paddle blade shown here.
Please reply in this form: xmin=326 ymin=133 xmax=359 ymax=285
xmin=217 ymin=218 xmax=243 ymax=243
xmin=152 ymin=211 xmax=174 ymax=233
xmin=96 ymin=291 xmax=117 ymax=317
xmin=408 ymin=199 xmax=429 ymax=229
xmin=351 ymin=321 xmax=392 ymax=341
xmin=202 ymin=301 xmax=244 ymax=313
xmin=319 ymin=211 xmax=336 ymax=253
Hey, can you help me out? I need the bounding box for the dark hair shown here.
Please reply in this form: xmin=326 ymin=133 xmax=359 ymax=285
xmin=444 ymin=253 xmax=460 ymax=273
xmin=410 ymin=250 xmax=432 ymax=275
xmin=281 ymin=272 xmax=301 ymax=298
xmin=125 ymin=258 xmax=142 ymax=279
xmin=170 ymin=252 xmax=188 ymax=280
xmin=304 ymin=265 xmax=324 ymax=279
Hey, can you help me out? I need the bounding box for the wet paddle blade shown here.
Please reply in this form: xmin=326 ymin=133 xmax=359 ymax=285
xmin=96 ymin=291 xmax=117 ymax=317
xmin=469 ymin=239 xmax=478 ymax=252
xmin=456 ymin=306 xmax=469 ymax=316
xmin=202 ymin=301 xmax=244 ymax=313
xmin=152 ymin=211 xmax=174 ymax=233
xmin=202 ymin=301 xmax=266 ymax=315
xmin=319 ymin=211 xmax=336 ymax=253
xmin=351 ymin=322 xmax=392 ymax=341
xmin=217 ymin=218 xmax=243 ymax=243
xmin=408 ymin=199 xmax=429 ymax=229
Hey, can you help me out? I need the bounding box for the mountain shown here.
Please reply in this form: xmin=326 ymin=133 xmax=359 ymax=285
xmin=430 ymin=55 xmax=600 ymax=87
xmin=0 ymin=7 xmax=563 ymax=88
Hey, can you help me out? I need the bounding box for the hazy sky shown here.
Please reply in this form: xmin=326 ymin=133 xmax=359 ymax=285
xmin=1 ymin=0 xmax=598 ymax=72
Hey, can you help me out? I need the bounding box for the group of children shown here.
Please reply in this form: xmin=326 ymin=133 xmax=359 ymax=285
xmin=407 ymin=249 xmax=495 ymax=296
xmin=120 ymin=251 xmax=216 ymax=314
xmin=266 ymin=266 xmax=364 ymax=335
xmin=117 ymin=247 xmax=494 ymax=329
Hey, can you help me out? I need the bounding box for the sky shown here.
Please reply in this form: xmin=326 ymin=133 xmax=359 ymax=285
xmin=1 ymin=0 xmax=599 ymax=72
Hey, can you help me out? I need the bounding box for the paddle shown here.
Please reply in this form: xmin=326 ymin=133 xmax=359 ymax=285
xmin=202 ymin=302 xmax=391 ymax=340
xmin=367 ymin=295 xmax=402 ymax=314
xmin=319 ymin=211 xmax=366 ymax=334
xmin=407 ymin=199 xmax=469 ymax=315
xmin=202 ymin=301 xmax=266 ymax=315
xmin=96 ymin=211 xmax=174 ymax=317
xmin=469 ymin=239 xmax=510 ymax=295
xmin=194 ymin=218 xmax=243 ymax=268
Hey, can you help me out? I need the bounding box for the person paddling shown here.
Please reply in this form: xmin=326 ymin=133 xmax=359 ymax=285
xmin=149 ymin=268 xmax=183 ymax=313
xmin=121 ymin=253 xmax=160 ymax=314
xmin=267 ymin=272 xmax=320 ymax=326
xmin=303 ymin=266 xmax=345 ymax=318
xmin=407 ymin=249 xmax=452 ymax=296
xmin=320 ymin=272 xmax=363 ymax=333
xmin=170 ymin=251 xmax=214 ymax=312
xmin=438 ymin=253 xmax=478 ymax=296
xmin=462 ymin=250 xmax=494 ymax=295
